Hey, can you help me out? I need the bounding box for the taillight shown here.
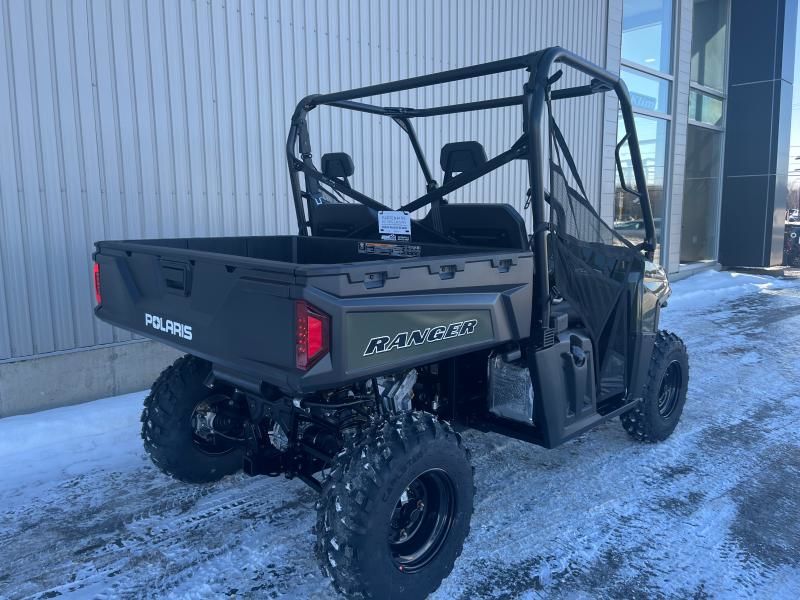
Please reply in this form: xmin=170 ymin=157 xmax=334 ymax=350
xmin=93 ymin=262 xmax=102 ymax=305
xmin=295 ymin=301 xmax=329 ymax=370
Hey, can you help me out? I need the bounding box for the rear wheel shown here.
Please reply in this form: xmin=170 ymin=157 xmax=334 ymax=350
xmin=141 ymin=355 xmax=246 ymax=483
xmin=315 ymin=412 xmax=474 ymax=599
xmin=621 ymin=331 xmax=689 ymax=442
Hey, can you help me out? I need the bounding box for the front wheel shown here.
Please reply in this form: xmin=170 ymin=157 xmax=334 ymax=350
xmin=315 ymin=412 xmax=475 ymax=599
xmin=621 ymin=331 xmax=689 ymax=442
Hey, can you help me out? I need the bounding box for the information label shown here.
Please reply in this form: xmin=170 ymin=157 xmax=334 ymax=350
xmin=378 ymin=211 xmax=412 ymax=236
xmin=357 ymin=241 xmax=421 ymax=257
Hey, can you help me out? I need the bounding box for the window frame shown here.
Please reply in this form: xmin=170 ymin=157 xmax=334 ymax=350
xmin=679 ymin=0 xmax=732 ymax=268
xmin=688 ymin=87 xmax=726 ymax=131
xmin=616 ymin=0 xmax=679 ymax=264
xmin=621 ymin=0 xmax=677 ymax=75
xmin=620 ymin=64 xmax=674 ymax=117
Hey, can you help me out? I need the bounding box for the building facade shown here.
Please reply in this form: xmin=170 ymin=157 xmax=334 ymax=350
xmin=0 ymin=0 xmax=795 ymax=415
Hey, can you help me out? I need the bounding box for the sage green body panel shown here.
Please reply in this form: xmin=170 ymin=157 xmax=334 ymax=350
xmin=345 ymin=309 xmax=495 ymax=371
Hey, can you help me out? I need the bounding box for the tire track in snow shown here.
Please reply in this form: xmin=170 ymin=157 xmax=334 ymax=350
xmin=2 ymin=466 xmax=320 ymax=599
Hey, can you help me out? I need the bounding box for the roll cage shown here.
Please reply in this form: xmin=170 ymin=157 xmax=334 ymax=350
xmin=286 ymin=46 xmax=656 ymax=347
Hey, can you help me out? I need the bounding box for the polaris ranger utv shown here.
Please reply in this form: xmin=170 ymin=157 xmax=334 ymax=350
xmin=93 ymin=47 xmax=688 ymax=599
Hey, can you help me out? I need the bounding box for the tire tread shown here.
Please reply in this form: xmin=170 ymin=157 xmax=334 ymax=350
xmin=141 ymin=354 xmax=241 ymax=483
xmin=621 ymin=330 xmax=689 ymax=443
xmin=314 ymin=412 xmax=474 ymax=599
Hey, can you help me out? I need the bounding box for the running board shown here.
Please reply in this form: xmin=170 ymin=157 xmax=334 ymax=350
xmin=470 ymin=397 xmax=640 ymax=449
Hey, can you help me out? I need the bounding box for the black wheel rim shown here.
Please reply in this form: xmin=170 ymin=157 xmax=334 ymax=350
xmin=657 ymin=360 xmax=682 ymax=418
xmin=388 ymin=469 xmax=456 ymax=573
xmin=190 ymin=393 xmax=244 ymax=455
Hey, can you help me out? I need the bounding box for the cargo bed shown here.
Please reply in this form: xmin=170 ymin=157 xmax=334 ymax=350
xmin=95 ymin=235 xmax=533 ymax=393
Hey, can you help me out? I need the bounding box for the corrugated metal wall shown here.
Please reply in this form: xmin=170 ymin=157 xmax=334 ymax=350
xmin=0 ymin=0 xmax=610 ymax=362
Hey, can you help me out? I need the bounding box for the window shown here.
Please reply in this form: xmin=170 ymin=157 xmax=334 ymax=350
xmin=681 ymin=127 xmax=724 ymax=261
xmin=686 ymin=0 xmax=727 ymax=130
xmin=689 ymin=90 xmax=723 ymax=126
xmin=690 ymin=0 xmax=728 ymax=92
xmin=621 ymin=67 xmax=671 ymax=114
xmin=622 ymin=0 xmax=674 ymax=73
xmin=615 ymin=115 xmax=669 ymax=247
xmin=617 ymin=0 xmax=675 ymax=260
xmin=680 ymin=0 xmax=729 ymax=264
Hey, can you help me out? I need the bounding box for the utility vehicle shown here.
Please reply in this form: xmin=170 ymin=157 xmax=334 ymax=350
xmin=93 ymin=47 xmax=689 ymax=599
xmin=786 ymin=223 xmax=800 ymax=266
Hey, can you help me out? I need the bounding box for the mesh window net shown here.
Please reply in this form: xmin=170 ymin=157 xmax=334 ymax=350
xmin=546 ymin=108 xmax=644 ymax=396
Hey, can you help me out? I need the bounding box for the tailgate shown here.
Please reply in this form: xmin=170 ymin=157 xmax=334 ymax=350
xmin=94 ymin=242 xmax=298 ymax=385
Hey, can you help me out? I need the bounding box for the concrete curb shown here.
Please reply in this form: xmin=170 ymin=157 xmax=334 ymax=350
xmin=0 ymin=341 xmax=182 ymax=418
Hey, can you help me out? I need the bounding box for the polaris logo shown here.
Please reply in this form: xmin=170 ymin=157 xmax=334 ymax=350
xmin=364 ymin=319 xmax=478 ymax=356
xmin=145 ymin=313 xmax=193 ymax=341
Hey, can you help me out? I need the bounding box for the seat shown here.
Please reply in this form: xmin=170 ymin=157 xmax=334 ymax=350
xmin=440 ymin=141 xmax=488 ymax=182
xmin=310 ymin=147 xmax=528 ymax=249
xmin=321 ymin=152 xmax=355 ymax=188
xmin=422 ymin=203 xmax=529 ymax=250
xmin=550 ymin=299 xmax=583 ymax=329
xmin=309 ymin=203 xmax=375 ymax=237
xmin=308 ymin=152 xmax=373 ymax=237
xmin=425 ymin=141 xmax=528 ymax=249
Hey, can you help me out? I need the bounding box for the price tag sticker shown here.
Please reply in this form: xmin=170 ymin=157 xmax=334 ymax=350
xmin=378 ymin=211 xmax=412 ymax=236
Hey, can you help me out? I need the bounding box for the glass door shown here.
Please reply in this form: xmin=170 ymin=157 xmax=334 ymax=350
xmin=681 ymin=125 xmax=724 ymax=261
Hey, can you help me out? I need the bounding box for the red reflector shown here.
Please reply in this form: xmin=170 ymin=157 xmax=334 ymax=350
xmin=93 ymin=262 xmax=102 ymax=305
xmin=295 ymin=301 xmax=329 ymax=370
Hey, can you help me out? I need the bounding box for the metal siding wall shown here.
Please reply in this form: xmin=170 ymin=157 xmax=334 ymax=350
xmin=0 ymin=0 xmax=609 ymax=362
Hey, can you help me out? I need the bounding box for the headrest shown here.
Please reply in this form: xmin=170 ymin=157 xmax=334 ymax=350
xmin=321 ymin=152 xmax=355 ymax=178
xmin=440 ymin=141 xmax=487 ymax=175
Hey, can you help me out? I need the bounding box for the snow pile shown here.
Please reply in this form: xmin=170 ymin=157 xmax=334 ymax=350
xmin=666 ymin=269 xmax=793 ymax=312
xmin=0 ymin=392 xmax=144 ymax=508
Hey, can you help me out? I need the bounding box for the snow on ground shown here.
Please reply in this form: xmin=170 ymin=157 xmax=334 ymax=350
xmin=2 ymin=270 xmax=800 ymax=599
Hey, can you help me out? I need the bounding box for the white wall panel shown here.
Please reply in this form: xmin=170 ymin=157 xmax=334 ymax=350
xmin=0 ymin=0 xmax=610 ymax=361
xmin=667 ymin=0 xmax=694 ymax=273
